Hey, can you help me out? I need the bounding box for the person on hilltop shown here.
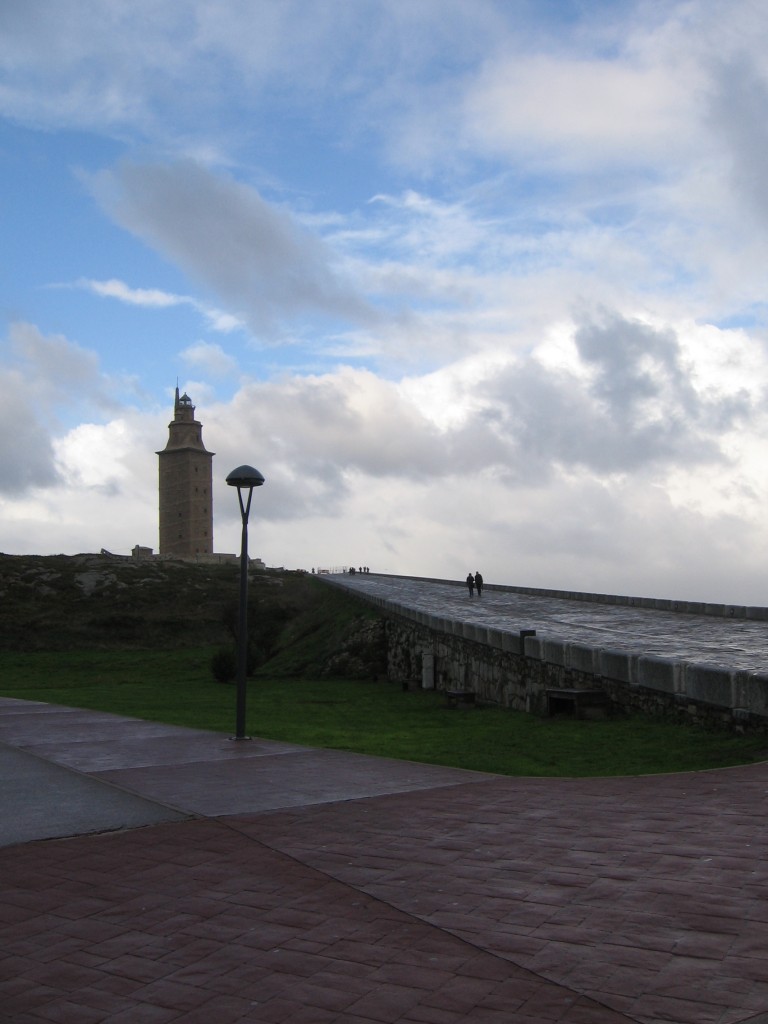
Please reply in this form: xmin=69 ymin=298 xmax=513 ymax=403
xmin=475 ymin=571 xmax=484 ymax=596
xmin=466 ymin=572 xmax=475 ymax=597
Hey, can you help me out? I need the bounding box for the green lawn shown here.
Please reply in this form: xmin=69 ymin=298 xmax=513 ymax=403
xmin=0 ymin=647 xmax=765 ymax=777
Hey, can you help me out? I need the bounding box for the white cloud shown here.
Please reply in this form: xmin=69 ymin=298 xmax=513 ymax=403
xmin=462 ymin=53 xmax=697 ymax=169
xmin=76 ymin=278 xmax=244 ymax=333
xmin=79 ymin=278 xmax=182 ymax=308
xmin=54 ymin=420 xmax=133 ymax=493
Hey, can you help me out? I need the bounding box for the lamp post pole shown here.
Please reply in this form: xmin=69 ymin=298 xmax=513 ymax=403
xmin=226 ymin=465 xmax=265 ymax=741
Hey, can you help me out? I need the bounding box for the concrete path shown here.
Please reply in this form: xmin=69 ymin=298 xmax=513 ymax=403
xmin=330 ymin=574 xmax=768 ymax=671
xmin=1 ymin=696 xmax=768 ymax=1023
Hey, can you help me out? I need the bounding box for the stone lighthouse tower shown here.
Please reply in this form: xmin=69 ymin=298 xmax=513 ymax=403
xmin=157 ymin=387 xmax=214 ymax=557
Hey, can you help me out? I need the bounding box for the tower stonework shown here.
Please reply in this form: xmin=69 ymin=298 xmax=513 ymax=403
xmin=157 ymin=388 xmax=214 ymax=557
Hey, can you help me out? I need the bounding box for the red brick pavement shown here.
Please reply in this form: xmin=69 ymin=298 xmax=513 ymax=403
xmin=240 ymin=766 xmax=768 ymax=1024
xmin=2 ymin=698 xmax=768 ymax=1023
xmin=0 ymin=817 xmax=630 ymax=1023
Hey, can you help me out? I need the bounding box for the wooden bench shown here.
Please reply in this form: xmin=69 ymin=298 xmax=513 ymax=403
xmin=445 ymin=690 xmax=476 ymax=709
xmin=546 ymin=688 xmax=609 ymax=719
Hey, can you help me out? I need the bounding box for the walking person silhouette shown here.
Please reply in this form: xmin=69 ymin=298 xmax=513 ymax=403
xmin=466 ymin=572 xmax=475 ymax=597
xmin=475 ymin=571 xmax=483 ymax=596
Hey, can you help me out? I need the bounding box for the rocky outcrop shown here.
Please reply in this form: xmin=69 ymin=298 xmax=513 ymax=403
xmin=320 ymin=617 xmax=388 ymax=679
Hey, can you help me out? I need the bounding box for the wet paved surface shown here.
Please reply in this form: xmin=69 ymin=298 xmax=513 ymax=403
xmin=2 ymin=696 xmax=768 ymax=1023
xmin=330 ymin=574 xmax=768 ymax=672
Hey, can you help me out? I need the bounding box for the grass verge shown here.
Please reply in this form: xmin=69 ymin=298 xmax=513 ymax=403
xmin=1 ymin=647 xmax=765 ymax=777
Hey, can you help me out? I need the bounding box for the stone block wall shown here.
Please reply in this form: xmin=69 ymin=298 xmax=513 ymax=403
xmin=384 ymin=614 xmax=768 ymax=731
xmin=321 ymin=577 xmax=768 ymax=732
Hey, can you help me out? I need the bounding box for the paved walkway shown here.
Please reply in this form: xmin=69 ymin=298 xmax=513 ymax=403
xmin=330 ymin=575 xmax=768 ymax=672
xmin=2 ymin=696 xmax=768 ymax=1023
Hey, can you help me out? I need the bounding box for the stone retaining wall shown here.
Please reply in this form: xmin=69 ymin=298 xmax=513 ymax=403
xmin=321 ymin=577 xmax=768 ymax=732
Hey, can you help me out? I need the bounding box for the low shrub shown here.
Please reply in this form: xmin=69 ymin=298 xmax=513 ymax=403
xmin=210 ymin=648 xmax=236 ymax=684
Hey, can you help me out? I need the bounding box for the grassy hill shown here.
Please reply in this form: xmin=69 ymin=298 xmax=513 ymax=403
xmin=0 ymin=553 xmax=385 ymax=677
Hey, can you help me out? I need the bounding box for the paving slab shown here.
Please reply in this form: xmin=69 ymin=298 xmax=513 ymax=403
xmin=0 ymin=743 xmax=189 ymax=846
xmin=0 ymin=699 xmax=496 ymax=827
xmin=92 ymin=746 xmax=496 ymax=817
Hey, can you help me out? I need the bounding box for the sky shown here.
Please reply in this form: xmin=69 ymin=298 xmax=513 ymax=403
xmin=3 ymin=0 xmax=768 ymax=603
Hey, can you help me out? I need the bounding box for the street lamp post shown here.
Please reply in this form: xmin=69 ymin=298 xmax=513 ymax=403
xmin=226 ymin=465 xmax=265 ymax=740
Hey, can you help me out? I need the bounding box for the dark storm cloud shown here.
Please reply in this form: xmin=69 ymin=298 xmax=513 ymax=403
xmin=708 ymin=55 xmax=768 ymax=228
xmin=0 ymin=322 xmax=115 ymax=497
xmin=220 ymin=372 xmax=455 ymax=496
xmin=478 ymin=312 xmax=752 ymax=477
xmin=0 ymin=370 xmax=59 ymax=494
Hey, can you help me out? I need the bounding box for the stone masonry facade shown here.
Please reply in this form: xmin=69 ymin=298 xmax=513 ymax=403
xmin=157 ymin=388 xmax=214 ymax=558
xmin=384 ymin=615 xmax=768 ymax=732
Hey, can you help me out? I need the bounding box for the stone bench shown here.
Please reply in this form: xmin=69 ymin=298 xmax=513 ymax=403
xmin=546 ymin=688 xmax=609 ymax=719
xmin=445 ymin=690 xmax=476 ymax=709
